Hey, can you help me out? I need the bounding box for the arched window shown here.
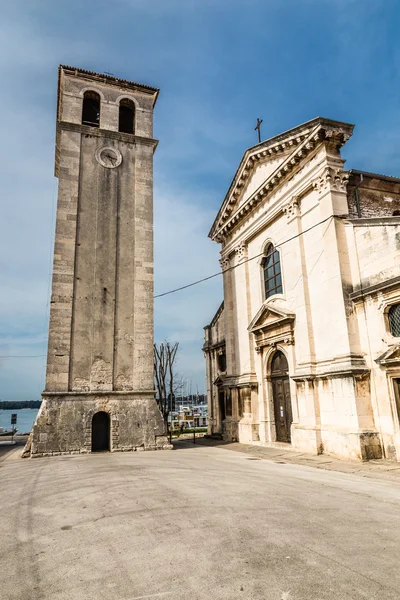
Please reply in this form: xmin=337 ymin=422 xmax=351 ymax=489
xmin=119 ymin=99 xmax=135 ymax=134
xmin=262 ymin=244 xmax=283 ymax=299
xmin=82 ymin=91 xmax=100 ymax=127
xmin=388 ymin=304 xmax=400 ymax=337
xmin=393 ymin=210 xmax=400 ymax=216
xmin=218 ymin=352 xmax=226 ymax=372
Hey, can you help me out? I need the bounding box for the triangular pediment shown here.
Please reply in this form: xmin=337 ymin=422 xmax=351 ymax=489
xmin=248 ymin=301 xmax=295 ymax=333
xmin=209 ymin=117 xmax=354 ymax=241
xmin=238 ymin=155 xmax=289 ymax=208
xmin=376 ymin=345 xmax=400 ymax=366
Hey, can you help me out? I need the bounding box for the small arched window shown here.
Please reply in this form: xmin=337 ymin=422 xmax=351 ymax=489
xmin=388 ymin=304 xmax=400 ymax=337
xmin=119 ymin=99 xmax=135 ymax=134
xmin=218 ymin=352 xmax=226 ymax=372
xmin=82 ymin=91 xmax=100 ymax=127
xmin=262 ymin=244 xmax=283 ymax=299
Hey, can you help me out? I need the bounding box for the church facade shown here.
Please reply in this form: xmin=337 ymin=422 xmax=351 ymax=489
xmin=204 ymin=117 xmax=400 ymax=461
xmin=24 ymin=66 xmax=169 ymax=457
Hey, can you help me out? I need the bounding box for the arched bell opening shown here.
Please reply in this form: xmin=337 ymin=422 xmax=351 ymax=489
xmin=82 ymin=91 xmax=100 ymax=127
xmin=118 ymin=98 xmax=135 ymax=134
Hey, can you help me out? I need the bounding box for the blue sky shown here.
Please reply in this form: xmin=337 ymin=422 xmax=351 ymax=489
xmin=1 ymin=0 xmax=400 ymax=400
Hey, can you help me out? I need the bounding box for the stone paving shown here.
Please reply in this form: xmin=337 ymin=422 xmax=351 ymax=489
xmin=2 ymin=440 xmax=400 ymax=599
xmin=191 ymin=437 xmax=400 ymax=483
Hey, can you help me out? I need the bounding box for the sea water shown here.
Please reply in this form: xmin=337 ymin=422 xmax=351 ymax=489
xmin=0 ymin=409 xmax=39 ymax=434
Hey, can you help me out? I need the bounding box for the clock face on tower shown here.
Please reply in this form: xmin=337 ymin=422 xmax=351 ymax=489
xmin=95 ymin=147 xmax=122 ymax=169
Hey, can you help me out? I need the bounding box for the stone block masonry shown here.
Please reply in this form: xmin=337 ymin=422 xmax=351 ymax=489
xmin=24 ymin=66 xmax=169 ymax=457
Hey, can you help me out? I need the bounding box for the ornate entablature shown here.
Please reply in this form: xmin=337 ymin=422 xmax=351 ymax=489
xmin=312 ymin=166 xmax=350 ymax=194
xmin=209 ymin=117 xmax=354 ymax=243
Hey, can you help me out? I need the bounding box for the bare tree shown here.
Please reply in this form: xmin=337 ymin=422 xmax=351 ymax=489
xmin=154 ymin=341 xmax=179 ymax=423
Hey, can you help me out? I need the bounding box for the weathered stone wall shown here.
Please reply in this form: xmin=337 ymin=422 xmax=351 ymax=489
xmin=348 ymin=218 xmax=400 ymax=461
xmin=26 ymin=394 xmax=169 ymax=457
xmin=347 ymin=172 xmax=400 ymax=219
xmin=352 ymin=219 xmax=400 ymax=289
xmin=203 ymin=303 xmax=225 ymax=435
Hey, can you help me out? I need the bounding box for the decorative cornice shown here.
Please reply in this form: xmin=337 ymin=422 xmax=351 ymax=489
xmin=255 ymin=335 xmax=294 ymax=352
xmin=375 ymin=345 xmax=400 ymax=366
xmin=204 ymin=301 xmax=225 ymax=330
xmin=209 ymin=118 xmax=354 ymax=242
xmin=293 ymin=354 xmax=368 ymax=380
xmin=291 ymin=367 xmax=369 ymax=381
xmin=312 ymin=166 xmax=349 ymax=194
xmin=202 ymin=339 xmax=226 ymax=353
xmin=350 ymin=275 xmax=400 ymax=302
xmin=55 ymin=122 xmax=158 ymax=177
xmin=220 ymin=373 xmax=258 ymax=389
xmin=59 ymin=65 xmax=159 ymax=95
xmin=57 ymin=121 xmax=158 ymax=147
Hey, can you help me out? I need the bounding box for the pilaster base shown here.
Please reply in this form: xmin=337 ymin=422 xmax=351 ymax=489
xmin=319 ymin=428 xmax=382 ymax=461
xmin=238 ymin=418 xmax=260 ymax=444
xmin=291 ymin=425 xmax=382 ymax=460
xmin=291 ymin=425 xmax=323 ymax=455
xmin=238 ymin=419 xmax=253 ymax=444
xmin=222 ymin=418 xmax=239 ymax=442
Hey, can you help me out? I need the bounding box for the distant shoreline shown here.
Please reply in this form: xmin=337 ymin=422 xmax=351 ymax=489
xmin=0 ymin=408 xmax=38 ymax=411
xmin=0 ymin=401 xmax=42 ymax=410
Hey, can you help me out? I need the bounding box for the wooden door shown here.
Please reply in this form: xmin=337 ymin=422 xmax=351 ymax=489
xmin=271 ymin=351 xmax=293 ymax=443
xmin=393 ymin=379 xmax=400 ymax=422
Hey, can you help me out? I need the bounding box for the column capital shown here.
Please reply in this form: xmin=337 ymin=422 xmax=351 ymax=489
xmin=219 ymin=255 xmax=232 ymax=272
xmin=313 ymin=166 xmax=349 ymax=194
xmin=283 ymin=196 xmax=300 ymax=221
xmin=234 ymin=241 xmax=248 ymax=263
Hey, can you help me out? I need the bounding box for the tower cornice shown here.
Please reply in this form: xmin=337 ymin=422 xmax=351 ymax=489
xmin=58 ymin=65 xmax=159 ymax=104
xmin=55 ymin=121 xmax=159 ymax=177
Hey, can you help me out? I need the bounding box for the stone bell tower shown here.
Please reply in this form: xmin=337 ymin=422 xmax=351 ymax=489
xmin=24 ymin=65 xmax=169 ymax=457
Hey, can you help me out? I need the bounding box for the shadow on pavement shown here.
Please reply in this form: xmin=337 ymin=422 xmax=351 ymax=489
xmin=171 ymin=437 xmax=228 ymax=450
xmin=0 ymin=436 xmax=28 ymax=462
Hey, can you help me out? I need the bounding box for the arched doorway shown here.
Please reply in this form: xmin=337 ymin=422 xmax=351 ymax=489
xmin=271 ymin=351 xmax=293 ymax=443
xmin=91 ymin=412 xmax=110 ymax=452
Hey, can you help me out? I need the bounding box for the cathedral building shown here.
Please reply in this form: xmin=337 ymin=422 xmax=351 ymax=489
xmin=24 ymin=66 xmax=169 ymax=457
xmin=204 ymin=117 xmax=400 ymax=461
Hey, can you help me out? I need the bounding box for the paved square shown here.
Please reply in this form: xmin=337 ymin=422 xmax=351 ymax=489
xmin=1 ymin=443 xmax=400 ymax=600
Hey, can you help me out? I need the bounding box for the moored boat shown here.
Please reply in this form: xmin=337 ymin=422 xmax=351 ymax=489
xmin=0 ymin=428 xmax=17 ymax=437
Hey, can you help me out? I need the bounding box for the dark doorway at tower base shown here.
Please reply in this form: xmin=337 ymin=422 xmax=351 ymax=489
xmin=92 ymin=411 xmax=110 ymax=452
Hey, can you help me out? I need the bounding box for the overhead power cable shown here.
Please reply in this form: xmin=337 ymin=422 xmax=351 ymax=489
xmin=2 ymin=216 xmax=334 ymax=359
xmin=154 ymin=214 xmax=334 ymax=299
